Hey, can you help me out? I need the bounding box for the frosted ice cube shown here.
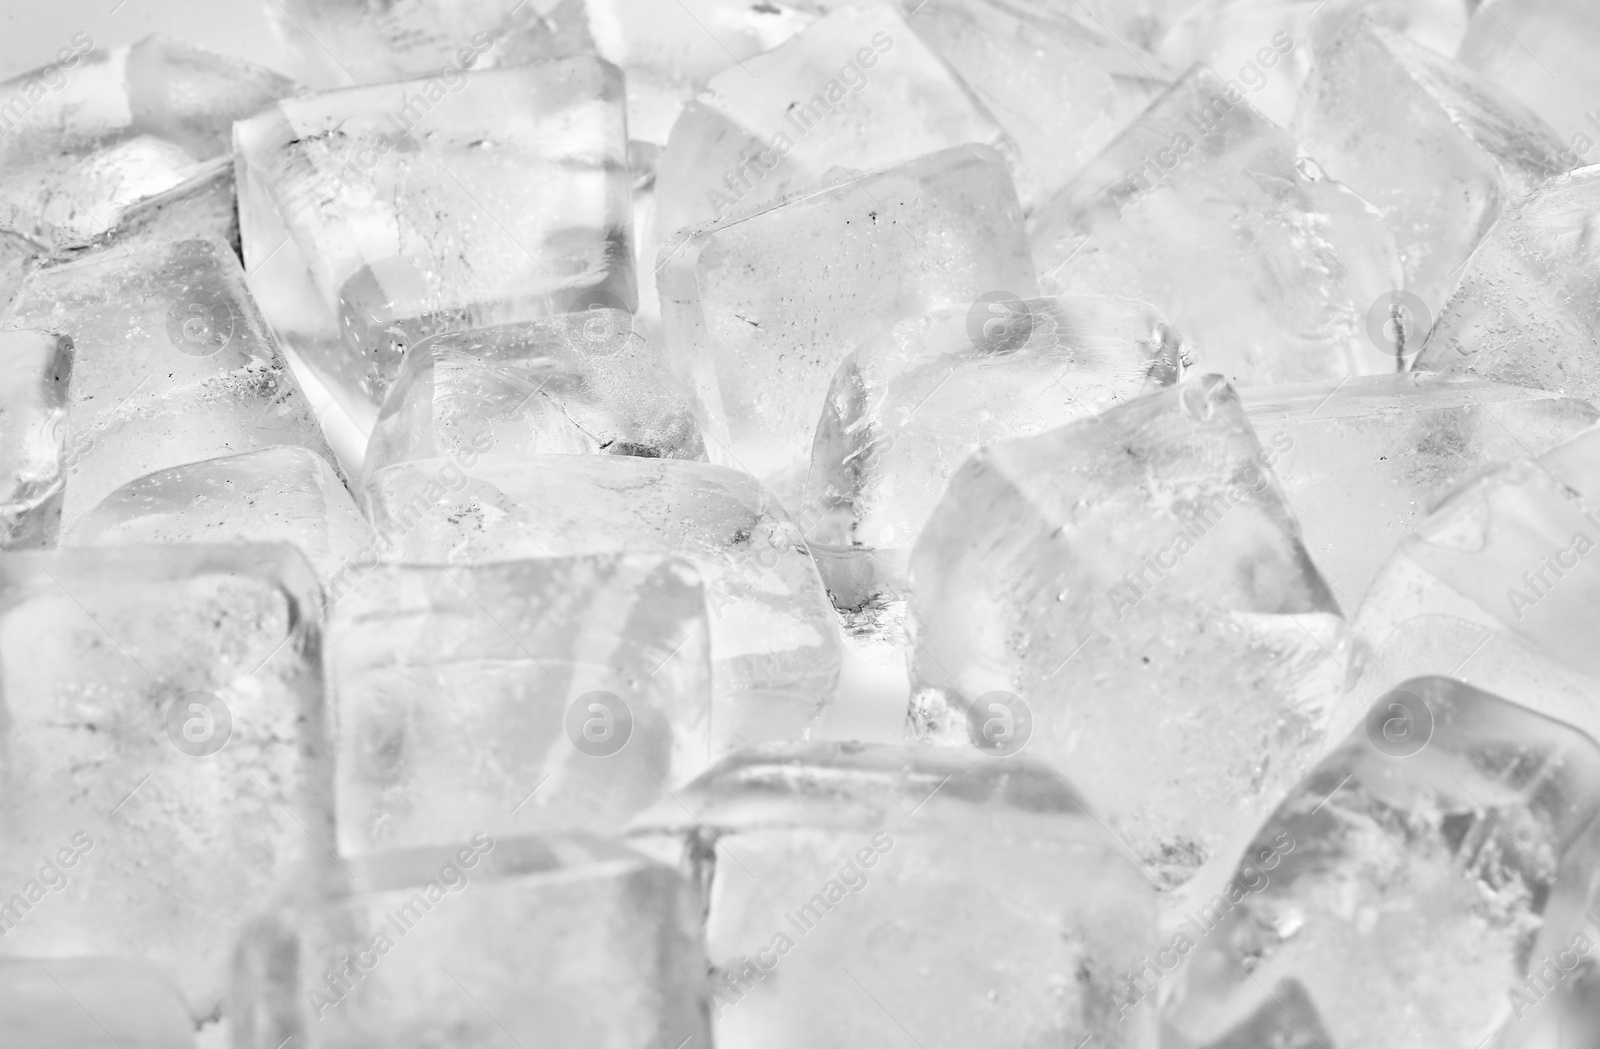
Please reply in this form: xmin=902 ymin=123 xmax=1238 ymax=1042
xmin=907 ymin=376 xmax=1353 ymax=888
xmin=1165 ymin=676 xmax=1600 ymax=1049
xmin=0 ymin=330 xmax=71 ymax=548
xmin=328 ymin=554 xmax=712 ymax=855
xmin=234 ymin=56 xmax=633 ymax=424
xmin=1353 ymin=425 xmax=1600 ymax=684
xmin=653 ymin=5 xmax=1010 ymax=234
xmin=660 ymin=143 xmax=1038 ymax=491
xmin=231 ymin=833 xmax=708 ymax=1049
xmin=0 ymin=36 xmax=295 ymax=252
xmin=1459 ymin=0 xmax=1600 ymax=148
xmin=0 ymin=545 xmax=336 ymax=1025
xmin=4 ymin=234 xmax=331 ymax=535
xmin=626 ymin=742 xmax=1160 ymax=1049
xmin=1030 ymin=65 xmax=1402 ymax=384
xmin=361 ymin=314 xmax=705 ymax=488
xmin=1414 ymin=167 xmax=1600 ymax=401
xmin=266 ymin=0 xmax=591 ymax=89
xmin=906 ymin=0 xmax=1171 ymax=211
xmin=364 ymin=454 xmax=841 ymax=739
xmin=1239 ymin=373 xmax=1599 ymax=610
xmin=1 ymin=957 xmax=197 ymax=1049
xmin=64 ymin=446 xmax=371 ymax=589
xmin=1297 ymin=13 xmax=1568 ymax=314
xmin=803 ymin=294 xmax=1183 ymax=608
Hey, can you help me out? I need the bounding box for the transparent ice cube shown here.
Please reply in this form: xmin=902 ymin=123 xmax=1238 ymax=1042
xmin=627 ymin=742 xmax=1161 ymax=1049
xmin=660 ymin=142 xmax=1038 ymax=492
xmin=0 ymin=544 xmax=337 ymax=1025
xmin=1165 ymin=675 xmax=1600 ymax=1049
xmin=1030 ymin=64 xmax=1402 ymax=384
xmin=327 ymin=554 xmax=712 ymax=855
xmin=0 ymin=36 xmax=295 ymax=252
xmin=231 ymin=832 xmax=708 ymax=1049
xmin=363 ymin=453 xmax=841 ymax=735
xmin=803 ymin=293 xmax=1183 ymax=608
xmin=907 ymin=376 xmax=1353 ymax=888
xmin=4 ymin=234 xmax=331 ymax=535
xmin=234 ymin=56 xmax=634 ymax=425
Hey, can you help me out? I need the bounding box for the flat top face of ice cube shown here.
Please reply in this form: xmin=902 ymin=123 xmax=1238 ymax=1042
xmin=967 ymin=374 xmax=1333 ymax=614
xmin=640 ymin=741 xmax=1093 ymax=833
xmin=369 ymin=453 xmax=784 ymax=562
xmin=349 ymin=831 xmax=654 ymax=894
xmin=365 ymin=311 xmax=704 ymax=471
xmin=10 ymin=236 xmax=279 ymax=394
xmin=331 ymin=551 xmax=704 ymax=664
xmin=236 ymin=55 xmax=630 ymax=322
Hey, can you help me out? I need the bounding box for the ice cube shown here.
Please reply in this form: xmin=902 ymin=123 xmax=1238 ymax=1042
xmin=1 ymin=957 xmax=197 ymax=1049
xmin=63 ymin=446 xmax=370 ymax=589
xmin=1164 ymin=675 xmax=1600 ymax=1049
xmin=265 ymin=0 xmax=591 ymax=89
xmin=905 ymin=0 xmax=1172 ymax=211
xmin=234 ymin=56 xmax=634 ymax=426
xmin=0 ymin=545 xmax=337 ymax=1025
xmin=1296 ymin=13 xmax=1569 ymax=314
xmin=0 ymin=330 xmax=71 ymax=548
xmin=3 ymin=233 xmax=332 ymax=535
xmin=364 ymin=454 xmax=841 ymax=740
xmin=1413 ymin=167 xmax=1600 ymax=401
xmin=1353 ymin=425 xmax=1600 ymax=684
xmin=1239 ymin=372 xmax=1599 ymax=610
xmin=907 ymin=376 xmax=1352 ymax=888
xmin=660 ymin=143 xmax=1038 ymax=492
xmin=327 ymin=554 xmax=712 ymax=855
xmin=231 ymin=833 xmax=708 ymax=1049
xmin=653 ymin=5 xmax=1010 ymax=235
xmin=1458 ymin=0 xmax=1600 ymax=149
xmin=0 ymin=36 xmax=295 ymax=252
xmin=361 ymin=314 xmax=705 ymax=488
xmin=803 ymin=294 xmax=1183 ymax=608
xmin=589 ymin=0 xmax=818 ymax=146
xmin=1157 ymin=0 xmax=1475 ymax=128
xmin=626 ymin=742 xmax=1161 ymax=1049
xmin=1030 ymin=65 xmax=1402 ymax=384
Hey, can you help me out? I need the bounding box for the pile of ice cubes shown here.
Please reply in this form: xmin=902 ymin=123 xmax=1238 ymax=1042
xmin=4 ymin=0 xmax=1600 ymax=1045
